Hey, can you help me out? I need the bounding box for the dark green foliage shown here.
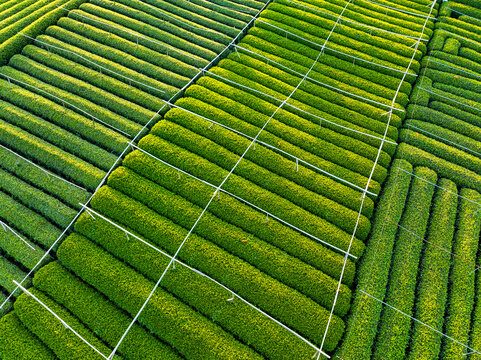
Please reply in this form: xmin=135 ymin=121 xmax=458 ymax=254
xmin=0 ymin=118 xmax=105 ymax=191
xmin=57 ymin=233 xmax=268 ymax=359
xmin=442 ymin=189 xmax=481 ymax=360
xmin=407 ymin=178 xmax=458 ymax=360
xmin=0 ymin=167 xmax=76 ymax=228
xmin=0 ymin=312 xmax=56 ymax=360
xmin=0 ymin=98 xmax=119 ymax=172
xmin=373 ymin=167 xmax=437 ymax=360
xmin=123 ymin=150 xmax=355 ymax=283
xmin=0 ymin=79 xmax=129 ymax=154
xmin=34 ymin=262 xmax=182 ymax=360
xmin=337 ymin=160 xmax=413 ymax=360
xmin=0 ymin=256 xmax=30 ymax=297
xmin=0 ymin=144 xmax=90 ymax=209
xmin=0 ymin=190 xmax=60 ymax=249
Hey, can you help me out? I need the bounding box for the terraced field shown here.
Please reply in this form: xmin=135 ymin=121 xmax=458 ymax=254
xmin=3 ymin=0 xmax=481 ymax=359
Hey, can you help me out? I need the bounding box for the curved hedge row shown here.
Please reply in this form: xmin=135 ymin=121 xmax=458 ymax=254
xmin=73 ymin=214 xmax=335 ymax=358
xmin=0 ymin=98 xmax=119 ymax=171
xmin=442 ymin=189 xmax=481 ymax=360
xmin=15 ymin=288 xmax=124 ymax=360
xmin=57 ymin=233 xmax=274 ymax=359
xmin=138 ymin=134 xmax=366 ymax=257
xmin=91 ymin=185 xmax=348 ymax=333
xmin=372 ymin=166 xmax=437 ymax=360
xmin=107 ymin=166 xmax=353 ymax=299
xmin=406 ymin=178 xmax=458 ymax=360
xmin=152 ymin=118 xmax=371 ymax=238
xmin=336 ymin=159 xmax=413 ymax=360
xmin=123 ymin=150 xmax=355 ymax=283
xmin=34 ymin=261 xmax=182 ymax=360
xmin=0 ymin=312 xmax=55 ymax=360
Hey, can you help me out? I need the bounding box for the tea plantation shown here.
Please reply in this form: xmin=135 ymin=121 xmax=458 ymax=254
xmin=0 ymin=0 xmax=481 ymax=359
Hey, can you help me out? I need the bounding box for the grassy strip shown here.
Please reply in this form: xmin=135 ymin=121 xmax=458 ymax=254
xmin=336 ymin=159 xmax=413 ymax=360
xmin=139 ymin=134 xmax=365 ymax=256
xmin=0 ymin=118 xmax=105 ymax=191
xmin=108 ymin=166 xmax=353 ymax=301
xmin=0 ymin=167 xmax=76 ymax=228
xmin=15 ymin=288 xmax=123 ymax=360
xmin=406 ymin=178 xmax=458 ymax=360
xmin=92 ymin=185 xmax=347 ymax=336
xmin=398 ymin=143 xmax=481 ymax=193
xmin=165 ymin=100 xmax=373 ymax=216
xmin=34 ymin=262 xmax=182 ymax=360
xmin=74 ymin=213 xmax=334 ymax=357
xmin=123 ymin=150 xmax=355 ymax=282
xmin=0 ymin=312 xmax=56 ymax=360
xmin=372 ymin=167 xmax=437 ymax=360
xmin=152 ymin=118 xmax=371 ymax=238
xmin=0 ymin=190 xmax=60 ymax=249
xmin=429 ymin=101 xmax=481 ymax=129
xmin=58 ymin=233 xmax=266 ymax=359
xmin=0 ymin=79 xmax=129 ymax=154
xmin=36 ymin=27 xmax=185 ymax=91
xmin=442 ymin=189 xmax=481 ymax=360
xmin=0 ymin=98 xmax=119 ymax=171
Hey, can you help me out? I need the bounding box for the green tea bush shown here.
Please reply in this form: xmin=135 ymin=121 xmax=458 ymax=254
xmin=138 ymin=134 xmax=366 ymax=256
xmin=153 ymin=118 xmax=372 ymax=238
xmin=55 ymin=17 xmax=199 ymax=77
xmin=442 ymin=189 xmax=481 ymax=360
xmin=15 ymin=288 xmax=123 ymax=360
xmin=406 ymin=179 xmax=458 ymax=360
xmin=107 ymin=166 xmax=354 ymax=302
xmin=0 ymin=79 xmax=130 ymax=154
xmin=123 ymin=150 xmax=358 ymax=283
xmin=36 ymin=28 xmax=185 ymax=90
xmin=337 ymin=159 xmax=412 ymax=360
xmin=164 ymin=104 xmax=374 ymax=216
xmin=91 ymin=185 xmax=348 ymax=332
xmin=0 ymin=118 xmax=104 ymax=190
xmin=57 ymin=233 xmax=274 ymax=359
xmin=0 ymin=97 xmax=119 ymax=171
xmin=73 ymin=214 xmax=340 ymax=356
xmin=0 ymin=167 xmax=76 ymax=228
xmin=0 ymin=312 xmax=56 ymax=360
xmin=373 ymin=167 xmax=437 ymax=360
xmin=0 ymin=144 xmax=90 ymax=208
xmin=34 ymin=262 xmax=182 ymax=360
